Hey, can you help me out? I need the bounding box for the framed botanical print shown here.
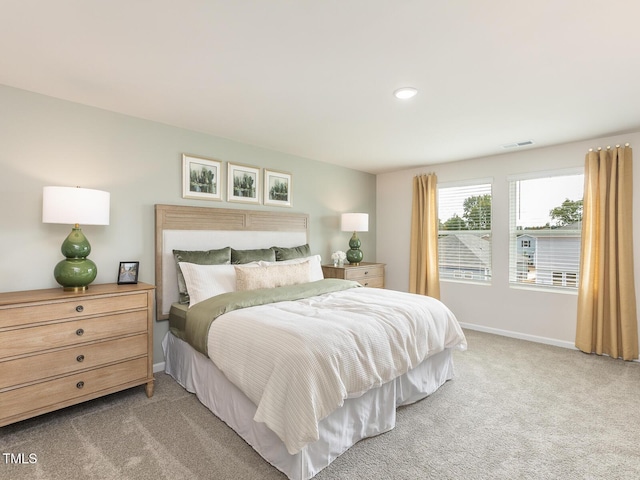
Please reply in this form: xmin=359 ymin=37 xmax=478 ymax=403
xmin=227 ymin=162 xmax=260 ymax=204
xmin=264 ymin=169 xmax=292 ymax=207
xmin=182 ymin=154 xmax=222 ymax=201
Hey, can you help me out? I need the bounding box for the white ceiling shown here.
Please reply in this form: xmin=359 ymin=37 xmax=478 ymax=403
xmin=2 ymin=1 xmax=639 ymax=174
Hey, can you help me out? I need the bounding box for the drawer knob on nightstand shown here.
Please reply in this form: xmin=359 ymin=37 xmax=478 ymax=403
xmin=76 ymin=354 xmax=85 ymax=362
xmin=76 ymin=381 xmax=84 ymax=389
xmin=364 ymin=271 xmax=369 ymax=275
xmin=76 ymin=305 xmax=84 ymax=313
xmin=76 ymin=328 xmax=84 ymax=336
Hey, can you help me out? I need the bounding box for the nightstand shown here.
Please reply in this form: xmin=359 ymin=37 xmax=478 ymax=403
xmin=322 ymin=262 xmax=385 ymax=288
xmin=0 ymin=282 xmax=155 ymax=427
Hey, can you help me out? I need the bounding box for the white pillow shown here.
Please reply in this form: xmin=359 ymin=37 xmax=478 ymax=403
xmin=235 ymin=261 xmax=313 ymax=291
xmin=178 ymin=262 xmax=259 ymax=306
xmin=259 ymin=254 xmax=324 ymax=281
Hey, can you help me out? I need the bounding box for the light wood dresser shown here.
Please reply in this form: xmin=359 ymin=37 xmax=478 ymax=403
xmin=322 ymin=262 xmax=385 ymax=288
xmin=0 ymin=282 xmax=155 ymax=427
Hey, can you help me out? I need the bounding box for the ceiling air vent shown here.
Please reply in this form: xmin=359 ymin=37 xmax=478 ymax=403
xmin=502 ymin=140 xmax=535 ymax=149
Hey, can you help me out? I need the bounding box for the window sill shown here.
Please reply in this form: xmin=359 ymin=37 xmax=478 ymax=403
xmin=441 ymin=278 xmax=492 ymax=287
xmin=509 ymin=283 xmax=578 ymax=295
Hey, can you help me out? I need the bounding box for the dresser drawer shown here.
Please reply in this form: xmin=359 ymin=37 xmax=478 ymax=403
xmin=344 ymin=265 xmax=385 ymax=287
xmin=342 ymin=264 xmax=384 ymax=280
xmin=0 ymin=310 xmax=147 ymax=359
xmin=322 ymin=263 xmax=386 ymax=288
xmin=352 ymin=275 xmax=384 ymax=288
xmin=0 ymin=334 xmax=147 ymax=390
xmin=0 ymin=357 xmax=148 ymax=421
xmin=0 ymin=292 xmax=148 ymax=329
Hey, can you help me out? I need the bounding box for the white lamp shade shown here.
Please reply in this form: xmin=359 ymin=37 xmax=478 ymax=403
xmin=341 ymin=213 xmax=369 ymax=232
xmin=43 ymin=186 xmax=110 ymax=226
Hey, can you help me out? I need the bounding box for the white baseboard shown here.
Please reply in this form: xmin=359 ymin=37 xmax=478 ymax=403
xmin=153 ymin=361 xmax=166 ymax=373
xmin=458 ymin=322 xmax=577 ymax=350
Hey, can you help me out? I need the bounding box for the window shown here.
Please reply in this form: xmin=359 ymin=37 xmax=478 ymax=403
xmin=438 ymin=180 xmax=492 ymax=283
xmin=508 ymin=170 xmax=583 ymax=290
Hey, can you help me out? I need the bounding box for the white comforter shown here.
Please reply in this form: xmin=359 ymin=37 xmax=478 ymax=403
xmin=207 ymin=286 xmax=467 ymax=455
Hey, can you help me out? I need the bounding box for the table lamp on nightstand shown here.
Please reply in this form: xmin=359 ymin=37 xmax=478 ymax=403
xmin=42 ymin=186 xmax=110 ymax=292
xmin=341 ymin=212 xmax=368 ymax=265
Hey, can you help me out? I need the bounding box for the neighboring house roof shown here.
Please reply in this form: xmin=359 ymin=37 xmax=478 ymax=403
xmin=517 ymin=221 xmax=581 ymax=238
xmin=517 ymin=234 xmax=536 ymax=241
xmin=557 ymin=220 xmax=582 ymax=230
xmin=438 ymin=233 xmax=491 ymax=269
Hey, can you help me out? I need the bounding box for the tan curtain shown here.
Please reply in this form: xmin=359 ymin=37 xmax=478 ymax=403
xmin=409 ymin=173 xmax=440 ymax=299
xmin=576 ymin=145 xmax=638 ymax=360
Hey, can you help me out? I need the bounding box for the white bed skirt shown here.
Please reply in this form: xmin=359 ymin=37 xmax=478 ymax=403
xmin=162 ymin=331 xmax=455 ymax=480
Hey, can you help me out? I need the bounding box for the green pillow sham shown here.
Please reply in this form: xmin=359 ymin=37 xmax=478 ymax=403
xmin=231 ymin=248 xmax=276 ymax=264
xmin=272 ymin=244 xmax=311 ymax=261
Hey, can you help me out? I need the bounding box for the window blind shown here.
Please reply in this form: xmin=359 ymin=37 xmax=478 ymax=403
xmin=508 ymin=172 xmax=583 ymax=289
xmin=438 ymin=181 xmax=492 ymax=283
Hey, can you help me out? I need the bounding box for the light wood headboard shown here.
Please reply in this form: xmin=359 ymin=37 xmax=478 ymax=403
xmin=154 ymin=204 xmax=310 ymax=320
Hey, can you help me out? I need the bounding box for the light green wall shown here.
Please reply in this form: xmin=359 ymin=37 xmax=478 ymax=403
xmin=0 ymin=85 xmax=376 ymax=363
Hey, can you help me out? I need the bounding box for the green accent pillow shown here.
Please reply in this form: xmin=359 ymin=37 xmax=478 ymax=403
xmin=272 ymin=244 xmax=311 ymax=261
xmin=173 ymin=247 xmax=231 ymax=304
xmin=231 ymin=248 xmax=276 ymax=264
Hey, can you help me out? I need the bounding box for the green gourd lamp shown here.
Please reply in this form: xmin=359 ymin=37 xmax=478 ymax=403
xmin=42 ymin=186 xmax=110 ymax=291
xmin=341 ymin=213 xmax=369 ymax=266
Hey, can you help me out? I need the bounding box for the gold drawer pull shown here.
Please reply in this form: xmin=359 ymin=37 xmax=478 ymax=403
xmin=76 ymin=381 xmax=84 ymax=389
xmin=76 ymin=328 xmax=84 ymax=336
xmin=76 ymin=354 xmax=85 ymax=363
xmin=76 ymin=305 xmax=84 ymax=313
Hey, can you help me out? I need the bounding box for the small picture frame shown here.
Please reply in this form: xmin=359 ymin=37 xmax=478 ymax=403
xmin=117 ymin=261 xmax=139 ymax=285
xmin=227 ymin=162 xmax=261 ymax=204
xmin=182 ymin=154 xmax=222 ymax=201
xmin=264 ymin=169 xmax=292 ymax=207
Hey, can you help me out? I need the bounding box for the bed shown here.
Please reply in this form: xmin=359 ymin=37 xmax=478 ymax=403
xmin=155 ymin=204 xmax=467 ymax=480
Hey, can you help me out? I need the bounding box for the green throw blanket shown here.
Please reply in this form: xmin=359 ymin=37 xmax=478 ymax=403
xmin=171 ymin=278 xmax=361 ymax=356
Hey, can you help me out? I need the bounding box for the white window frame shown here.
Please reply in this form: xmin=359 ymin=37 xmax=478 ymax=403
xmin=437 ymin=178 xmax=493 ymax=285
xmin=508 ymin=168 xmax=583 ymax=293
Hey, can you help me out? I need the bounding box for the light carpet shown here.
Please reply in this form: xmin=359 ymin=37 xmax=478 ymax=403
xmin=2 ymin=329 xmax=640 ymax=479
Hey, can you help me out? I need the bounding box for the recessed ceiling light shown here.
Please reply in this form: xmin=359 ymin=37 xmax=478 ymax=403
xmin=394 ymin=87 xmax=418 ymax=99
